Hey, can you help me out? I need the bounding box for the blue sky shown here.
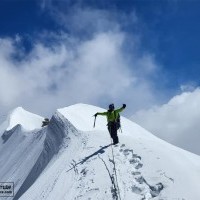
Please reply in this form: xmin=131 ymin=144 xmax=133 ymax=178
xmin=1 ymin=0 xmax=200 ymax=84
xmin=0 ymin=0 xmax=200 ymax=116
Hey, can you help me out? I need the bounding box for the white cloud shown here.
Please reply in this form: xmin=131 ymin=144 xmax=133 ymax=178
xmin=0 ymin=31 xmax=159 ymax=116
xmin=0 ymin=5 xmax=162 ymax=118
xmin=132 ymin=88 xmax=200 ymax=155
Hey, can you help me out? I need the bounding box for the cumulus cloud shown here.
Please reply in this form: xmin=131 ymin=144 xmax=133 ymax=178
xmin=0 ymin=3 xmax=162 ymax=118
xmin=132 ymin=88 xmax=200 ymax=155
xmin=0 ymin=31 xmax=159 ymax=115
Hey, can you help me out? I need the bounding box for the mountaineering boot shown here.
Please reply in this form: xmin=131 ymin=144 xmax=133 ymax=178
xmin=113 ymin=141 xmax=119 ymax=145
xmin=113 ymin=135 xmax=119 ymax=145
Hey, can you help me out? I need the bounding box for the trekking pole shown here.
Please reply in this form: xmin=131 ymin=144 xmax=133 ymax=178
xmin=93 ymin=115 xmax=97 ymax=128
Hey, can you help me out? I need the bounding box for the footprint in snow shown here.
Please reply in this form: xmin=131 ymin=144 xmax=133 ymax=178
xmin=149 ymin=183 xmax=164 ymax=197
xmin=117 ymin=144 xmax=164 ymax=199
xmin=132 ymin=171 xmax=141 ymax=176
xmin=132 ymin=185 xmax=144 ymax=194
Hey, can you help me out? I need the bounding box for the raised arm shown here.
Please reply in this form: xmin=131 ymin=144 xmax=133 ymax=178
xmin=115 ymin=104 xmax=126 ymax=114
xmin=94 ymin=112 xmax=108 ymax=117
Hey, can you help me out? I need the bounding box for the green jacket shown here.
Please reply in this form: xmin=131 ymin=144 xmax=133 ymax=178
xmin=97 ymin=107 xmax=125 ymax=122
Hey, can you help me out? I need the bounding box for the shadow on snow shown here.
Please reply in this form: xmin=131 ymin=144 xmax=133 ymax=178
xmin=66 ymin=144 xmax=111 ymax=173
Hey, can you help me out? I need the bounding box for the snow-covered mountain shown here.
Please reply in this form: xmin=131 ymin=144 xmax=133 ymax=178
xmin=0 ymin=107 xmax=43 ymax=135
xmin=0 ymin=107 xmax=45 ymax=200
xmin=1 ymin=104 xmax=200 ymax=200
xmin=0 ymin=107 xmax=44 ymax=147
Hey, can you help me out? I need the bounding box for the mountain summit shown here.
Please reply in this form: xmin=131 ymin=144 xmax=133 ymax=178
xmin=0 ymin=106 xmax=43 ymax=135
xmin=0 ymin=104 xmax=200 ymax=200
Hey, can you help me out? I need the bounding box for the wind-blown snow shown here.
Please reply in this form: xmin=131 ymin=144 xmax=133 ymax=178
xmin=1 ymin=104 xmax=200 ymax=200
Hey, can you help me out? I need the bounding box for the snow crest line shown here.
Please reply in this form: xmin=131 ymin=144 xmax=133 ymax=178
xmin=14 ymin=112 xmax=78 ymax=199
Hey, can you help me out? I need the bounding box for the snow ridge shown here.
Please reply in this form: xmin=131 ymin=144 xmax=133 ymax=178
xmin=1 ymin=104 xmax=200 ymax=200
xmin=14 ymin=112 xmax=79 ymax=200
xmin=6 ymin=107 xmax=43 ymax=131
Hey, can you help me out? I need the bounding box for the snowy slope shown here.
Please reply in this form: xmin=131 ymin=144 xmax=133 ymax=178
xmin=15 ymin=103 xmax=200 ymax=200
xmin=0 ymin=107 xmax=46 ymax=200
xmin=0 ymin=126 xmax=46 ymax=200
xmin=0 ymin=106 xmax=44 ymax=149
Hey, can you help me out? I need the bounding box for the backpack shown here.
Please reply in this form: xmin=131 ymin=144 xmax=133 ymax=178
xmin=114 ymin=111 xmax=121 ymax=130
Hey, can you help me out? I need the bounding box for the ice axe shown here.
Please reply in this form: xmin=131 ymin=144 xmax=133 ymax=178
xmin=93 ymin=115 xmax=97 ymax=128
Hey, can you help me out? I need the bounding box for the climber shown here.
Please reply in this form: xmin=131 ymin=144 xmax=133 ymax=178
xmin=94 ymin=104 xmax=126 ymax=145
xmin=42 ymin=118 xmax=50 ymax=127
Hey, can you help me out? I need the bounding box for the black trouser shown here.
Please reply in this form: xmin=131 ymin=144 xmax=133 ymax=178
xmin=108 ymin=122 xmax=119 ymax=144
